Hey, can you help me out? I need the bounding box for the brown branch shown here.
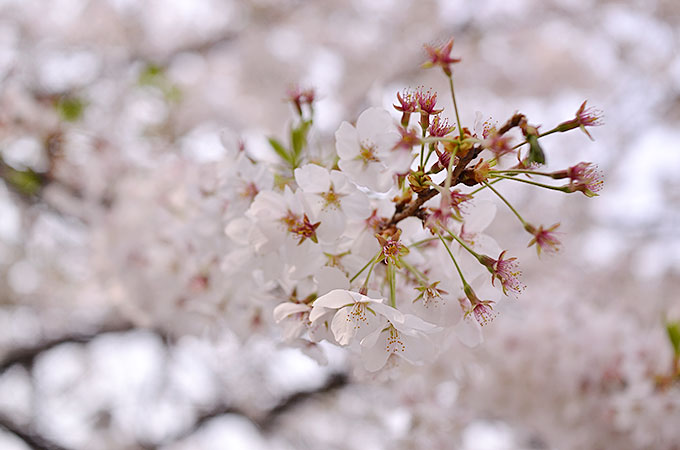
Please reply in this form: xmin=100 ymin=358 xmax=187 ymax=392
xmin=258 ymin=372 xmax=347 ymax=431
xmin=383 ymin=112 xmax=525 ymax=230
xmin=0 ymin=412 xmax=71 ymax=450
xmin=149 ymin=372 xmax=348 ymax=447
xmin=497 ymin=112 xmax=525 ymax=135
xmin=384 ymin=145 xmax=482 ymax=229
xmin=0 ymin=322 xmax=136 ymax=373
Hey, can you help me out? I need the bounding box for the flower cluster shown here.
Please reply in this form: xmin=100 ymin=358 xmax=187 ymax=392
xmin=219 ymin=39 xmax=607 ymax=372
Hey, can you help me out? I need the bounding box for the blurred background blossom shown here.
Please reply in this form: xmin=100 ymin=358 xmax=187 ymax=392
xmin=0 ymin=0 xmax=679 ymax=449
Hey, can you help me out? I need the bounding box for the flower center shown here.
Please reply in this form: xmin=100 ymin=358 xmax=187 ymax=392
xmin=385 ymin=326 xmax=405 ymax=353
xmin=358 ymin=141 xmax=380 ymax=165
xmin=281 ymin=211 xmax=320 ymax=244
xmin=320 ymin=185 xmax=345 ymax=210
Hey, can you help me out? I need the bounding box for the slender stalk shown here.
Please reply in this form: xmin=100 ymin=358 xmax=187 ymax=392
xmin=386 ymin=262 xmax=397 ymax=307
xmin=490 ymin=169 xmax=554 ymax=177
xmin=511 ymin=128 xmax=560 ymax=150
xmin=436 ymin=232 xmax=469 ymax=288
xmin=444 ymin=142 xmax=458 ymax=190
xmin=490 ymin=174 xmax=568 ymax=193
xmin=482 ymin=180 xmax=529 ymax=227
xmin=402 ymin=259 xmax=427 ymax=283
xmin=444 ymin=228 xmax=481 ymax=261
xmin=350 ymin=251 xmax=381 ymax=283
xmin=423 ymin=143 xmax=436 ymax=168
xmin=408 ymin=236 xmax=445 ymax=248
xmin=419 ymin=128 xmax=427 ymax=169
xmin=469 ymin=178 xmax=502 ymax=195
xmin=423 ymin=136 xmax=479 ymax=145
xmin=361 ymin=256 xmax=380 ymax=291
xmin=447 ymin=74 xmax=464 ymax=140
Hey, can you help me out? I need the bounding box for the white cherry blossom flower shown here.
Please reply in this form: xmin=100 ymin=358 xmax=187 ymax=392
xmin=273 ymin=302 xmax=312 ymax=341
xmin=409 ymin=278 xmax=463 ymax=327
xmin=247 ymin=186 xmax=319 ymax=252
xmin=309 ymin=289 xmax=388 ymax=346
xmin=360 ymin=307 xmax=438 ymax=372
xmin=294 ymin=163 xmax=370 ymax=240
xmin=336 ymin=107 xmax=403 ymax=192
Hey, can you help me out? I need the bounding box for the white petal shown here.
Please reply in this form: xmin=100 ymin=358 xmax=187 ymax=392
xmin=335 ymin=122 xmax=359 ymax=159
xmin=360 ymin=327 xmax=391 ymax=372
xmin=330 ymin=307 xmax=357 ymax=345
xmin=331 ymin=302 xmax=383 ymax=345
xmin=398 ymin=332 xmax=435 ymax=364
xmin=273 ymin=303 xmax=310 ymax=322
xmin=454 ymin=318 xmax=484 ymax=347
xmin=294 ymin=164 xmax=330 ymax=193
xmin=281 ymin=320 xmax=307 ymax=341
xmin=314 ymin=266 xmax=350 ymax=296
xmin=341 ymin=191 xmax=370 ymax=220
xmin=369 ymin=302 xmax=404 ymax=324
xmin=224 ymin=217 xmax=253 ymax=244
xmin=309 ymin=289 xmax=354 ymax=322
xmin=472 ymin=234 xmax=501 ymax=256
xmin=356 ymin=107 xmax=394 ymax=141
xmin=317 ymin=209 xmax=346 ymax=242
xmin=395 ymin=313 xmax=439 ymax=334
xmin=463 ymin=200 xmax=496 ymax=233
xmin=383 ymin=148 xmax=415 ymax=173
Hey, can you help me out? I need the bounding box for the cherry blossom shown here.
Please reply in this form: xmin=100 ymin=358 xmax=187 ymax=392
xmin=309 ymin=289 xmax=388 ymax=346
xmin=335 ymin=107 xmax=405 ymax=192
xmin=360 ymin=309 xmax=438 ymax=372
xmin=294 ymin=164 xmax=370 ymax=241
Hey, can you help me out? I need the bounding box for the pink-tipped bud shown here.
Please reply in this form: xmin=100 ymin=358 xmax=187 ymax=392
xmin=479 ymin=251 xmax=525 ymax=296
xmin=394 ymin=89 xmax=419 ymax=127
xmin=286 ymin=85 xmax=315 ymax=116
xmin=556 ymin=100 xmax=604 ymax=140
xmin=525 ymin=223 xmax=562 ymax=255
xmin=422 ymin=38 xmax=462 ymax=77
xmin=566 ymin=162 xmax=603 ymax=197
xmin=463 ymin=284 xmax=497 ymax=326
xmin=416 ymin=88 xmax=443 ymax=116
xmin=428 ymin=116 xmax=455 ymax=137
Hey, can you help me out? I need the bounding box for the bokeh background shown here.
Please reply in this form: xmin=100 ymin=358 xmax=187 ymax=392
xmin=0 ymin=0 xmax=679 ymax=449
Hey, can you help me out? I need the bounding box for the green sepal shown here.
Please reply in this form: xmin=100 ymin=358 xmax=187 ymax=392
xmin=267 ymin=137 xmax=292 ymax=165
xmin=291 ymin=120 xmax=312 ymax=164
xmin=56 ymin=96 xmax=86 ymax=122
xmin=4 ymin=167 xmax=43 ymax=196
xmin=527 ymin=135 xmax=546 ymax=165
xmin=667 ymin=321 xmax=680 ymax=356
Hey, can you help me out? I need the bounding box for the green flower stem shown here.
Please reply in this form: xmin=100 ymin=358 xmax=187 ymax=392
xmin=362 ymin=255 xmax=381 ymax=291
xmin=444 ymin=143 xmax=458 ymax=189
xmin=423 ymin=136 xmax=480 ymax=145
xmin=447 ymin=74 xmax=464 ymax=140
xmin=437 ymin=232 xmax=470 ymax=290
xmin=482 ymin=180 xmax=529 ymax=227
xmin=386 ymin=261 xmax=397 ymax=307
xmin=511 ymin=128 xmax=560 ymax=150
xmin=489 ymin=174 xmax=569 ymax=193
xmin=469 ymin=178 xmax=502 ymax=195
xmin=401 ymin=259 xmax=428 ymax=283
xmin=490 ymin=169 xmax=554 ymax=177
xmin=423 ymin=143 xmax=436 ymax=168
xmin=444 ymin=228 xmax=482 ymax=261
xmin=408 ymin=236 xmax=449 ymax=248
xmin=350 ymin=251 xmax=381 ymax=283
xmin=419 ymin=126 xmax=428 ymax=169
